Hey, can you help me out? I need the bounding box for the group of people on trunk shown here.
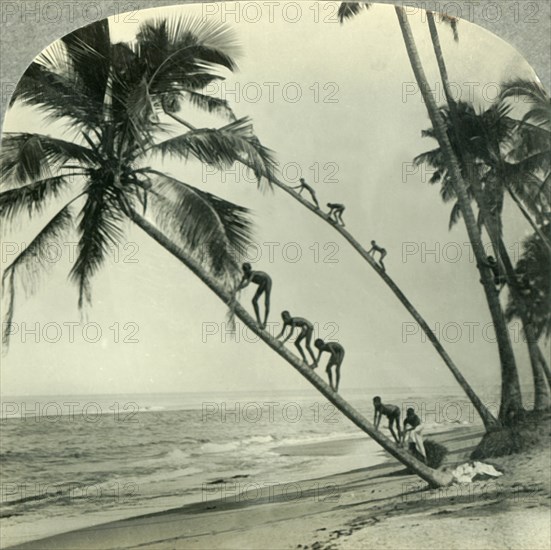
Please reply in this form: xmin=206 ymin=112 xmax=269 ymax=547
xmin=233 ymin=177 xmax=429 ymax=456
xmin=232 ymin=178 xmax=392 ymax=391
xmin=235 ymin=262 xmax=345 ymax=392
xmin=289 ymin=178 xmax=388 ymax=271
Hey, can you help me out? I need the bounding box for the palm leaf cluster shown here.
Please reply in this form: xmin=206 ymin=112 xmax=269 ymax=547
xmin=414 ymin=84 xmax=551 ymax=350
xmin=505 ymin=224 xmax=551 ymax=339
xmin=1 ymin=17 xmax=277 ymax=345
xmin=414 ymin=100 xmax=549 ymax=231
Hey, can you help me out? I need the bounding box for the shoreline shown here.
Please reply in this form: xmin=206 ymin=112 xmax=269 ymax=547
xmin=7 ymin=423 xmax=551 ymax=549
xmin=16 ymin=424 xmax=550 ymax=550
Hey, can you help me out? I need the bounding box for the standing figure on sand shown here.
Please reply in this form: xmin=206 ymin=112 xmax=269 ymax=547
xmin=290 ymin=177 xmax=320 ymax=209
xmin=368 ymin=240 xmax=387 ymax=272
xmin=314 ymin=338 xmax=345 ymax=392
xmin=276 ymin=311 xmax=318 ymax=367
xmin=236 ymin=263 xmax=272 ymax=329
xmin=327 ymin=203 xmax=346 ymax=226
xmin=373 ymin=396 xmax=401 ymax=443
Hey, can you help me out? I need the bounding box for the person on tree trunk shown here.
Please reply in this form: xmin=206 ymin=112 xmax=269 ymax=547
xmin=368 ymin=241 xmax=387 ymax=271
xmin=314 ymin=339 xmax=345 ymax=392
xmin=373 ymin=396 xmax=401 ymax=443
xmin=276 ymin=311 xmax=317 ymax=367
xmin=327 ymin=203 xmax=346 ymax=226
xmin=236 ymin=263 xmax=272 ymax=329
xmin=403 ymin=407 xmax=426 ymax=459
xmin=478 ymin=255 xmax=506 ymax=289
xmin=290 ymin=177 xmax=320 ymax=209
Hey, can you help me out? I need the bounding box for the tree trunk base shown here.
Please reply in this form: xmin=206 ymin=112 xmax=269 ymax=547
xmin=471 ymin=410 xmax=551 ymax=460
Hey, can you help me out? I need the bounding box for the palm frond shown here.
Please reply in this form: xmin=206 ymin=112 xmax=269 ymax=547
xmin=505 ymin=224 xmax=551 ymax=338
xmin=2 ymin=206 xmax=73 ymax=347
xmin=136 ymin=16 xmax=240 ymax=98
xmin=413 ymin=147 xmax=442 ymax=168
xmin=180 ymin=90 xmax=237 ymax=120
xmin=61 ymin=20 xmax=111 ymax=104
xmin=448 ymin=201 xmax=462 ymax=229
xmin=338 ymin=2 xmax=371 ymax=23
xmin=441 ymin=15 xmax=459 ymax=42
xmin=0 ymin=133 xmax=94 ymax=184
xmin=500 ymin=79 xmax=550 ymax=105
xmin=10 ymin=49 xmax=103 ymax=130
xmin=69 ymin=177 xmax=126 ymax=308
xmin=147 ymin=171 xmax=253 ymax=278
xmin=0 ymin=175 xmax=71 ymax=222
xmin=147 ymin=117 xmax=277 ymax=187
xmin=500 ymin=79 xmax=551 ymax=135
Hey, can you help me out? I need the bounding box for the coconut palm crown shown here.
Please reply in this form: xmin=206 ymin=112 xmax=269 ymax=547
xmin=0 ymin=17 xmax=278 ymax=345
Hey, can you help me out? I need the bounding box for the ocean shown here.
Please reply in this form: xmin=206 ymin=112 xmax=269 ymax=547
xmin=0 ymin=387 xmax=500 ymax=547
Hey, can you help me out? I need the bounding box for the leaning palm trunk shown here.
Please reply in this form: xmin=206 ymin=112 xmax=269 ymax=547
xmin=395 ymin=6 xmax=523 ymax=424
xmin=270 ymin=175 xmax=498 ymax=430
xmin=163 ymin=125 xmax=498 ymax=429
xmin=426 ymin=11 xmax=549 ymax=411
xmin=129 ymin=208 xmax=450 ymax=488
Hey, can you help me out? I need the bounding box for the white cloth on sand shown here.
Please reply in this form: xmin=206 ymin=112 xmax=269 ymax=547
xmin=451 ymin=461 xmax=503 ymax=483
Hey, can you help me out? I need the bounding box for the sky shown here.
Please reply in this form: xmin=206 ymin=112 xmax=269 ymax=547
xmin=0 ymin=2 xmax=545 ymax=399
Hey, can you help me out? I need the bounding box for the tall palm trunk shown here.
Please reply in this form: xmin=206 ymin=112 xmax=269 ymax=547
xmin=483 ymin=216 xmax=550 ymax=410
xmin=536 ymin=344 xmax=551 ymax=386
xmin=129 ymin=208 xmax=451 ymax=488
xmin=496 ymin=239 xmax=550 ymax=409
xmin=426 ymin=12 xmax=459 ymax=126
xmin=271 ymin=177 xmax=498 ymax=429
xmin=395 ymin=6 xmax=523 ymax=424
xmin=427 ymin=11 xmax=549 ymax=411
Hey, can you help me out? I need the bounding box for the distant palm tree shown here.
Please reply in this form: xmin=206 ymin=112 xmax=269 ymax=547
xmin=339 ymin=2 xmax=524 ymax=423
xmin=499 ymin=79 xmax=551 ymax=240
xmin=506 ymin=225 xmax=551 ymax=387
xmin=1 ymin=18 xmax=449 ymax=487
xmin=415 ymin=101 xmax=550 ymax=409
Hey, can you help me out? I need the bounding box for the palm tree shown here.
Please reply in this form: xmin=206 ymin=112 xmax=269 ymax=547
xmin=339 ymin=2 xmax=524 ymax=423
xmin=425 ymin=12 xmax=549 ymax=280
xmin=499 ymin=79 xmax=551 ymax=246
xmin=506 ymin=225 xmax=551 ymax=387
xmin=426 ymin=0 xmax=549 ymax=411
xmin=0 ymin=18 xmax=450 ymax=487
xmin=415 ymin=102 xmax=550 ymax=409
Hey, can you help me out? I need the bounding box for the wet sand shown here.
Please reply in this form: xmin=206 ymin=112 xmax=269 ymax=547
xmin=10 ymin=425 xmax=550 ymax=549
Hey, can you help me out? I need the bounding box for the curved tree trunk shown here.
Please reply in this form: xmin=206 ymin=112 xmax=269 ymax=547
xmin=426 ymin=12 xmax=549 ymax=411
xmin=129 ymin=208 xmax=451 ymax=488
xmin=270 ymin=176 xmax=498 ymax=430
xmin=164 ymin=118 xmax=498 ymax=429
xmin=395 ymin=5 xmax=524 ymax=424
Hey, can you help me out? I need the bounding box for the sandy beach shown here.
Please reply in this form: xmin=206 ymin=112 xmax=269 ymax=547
xmin=9 ymin=424 xmax=550 ymax=550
